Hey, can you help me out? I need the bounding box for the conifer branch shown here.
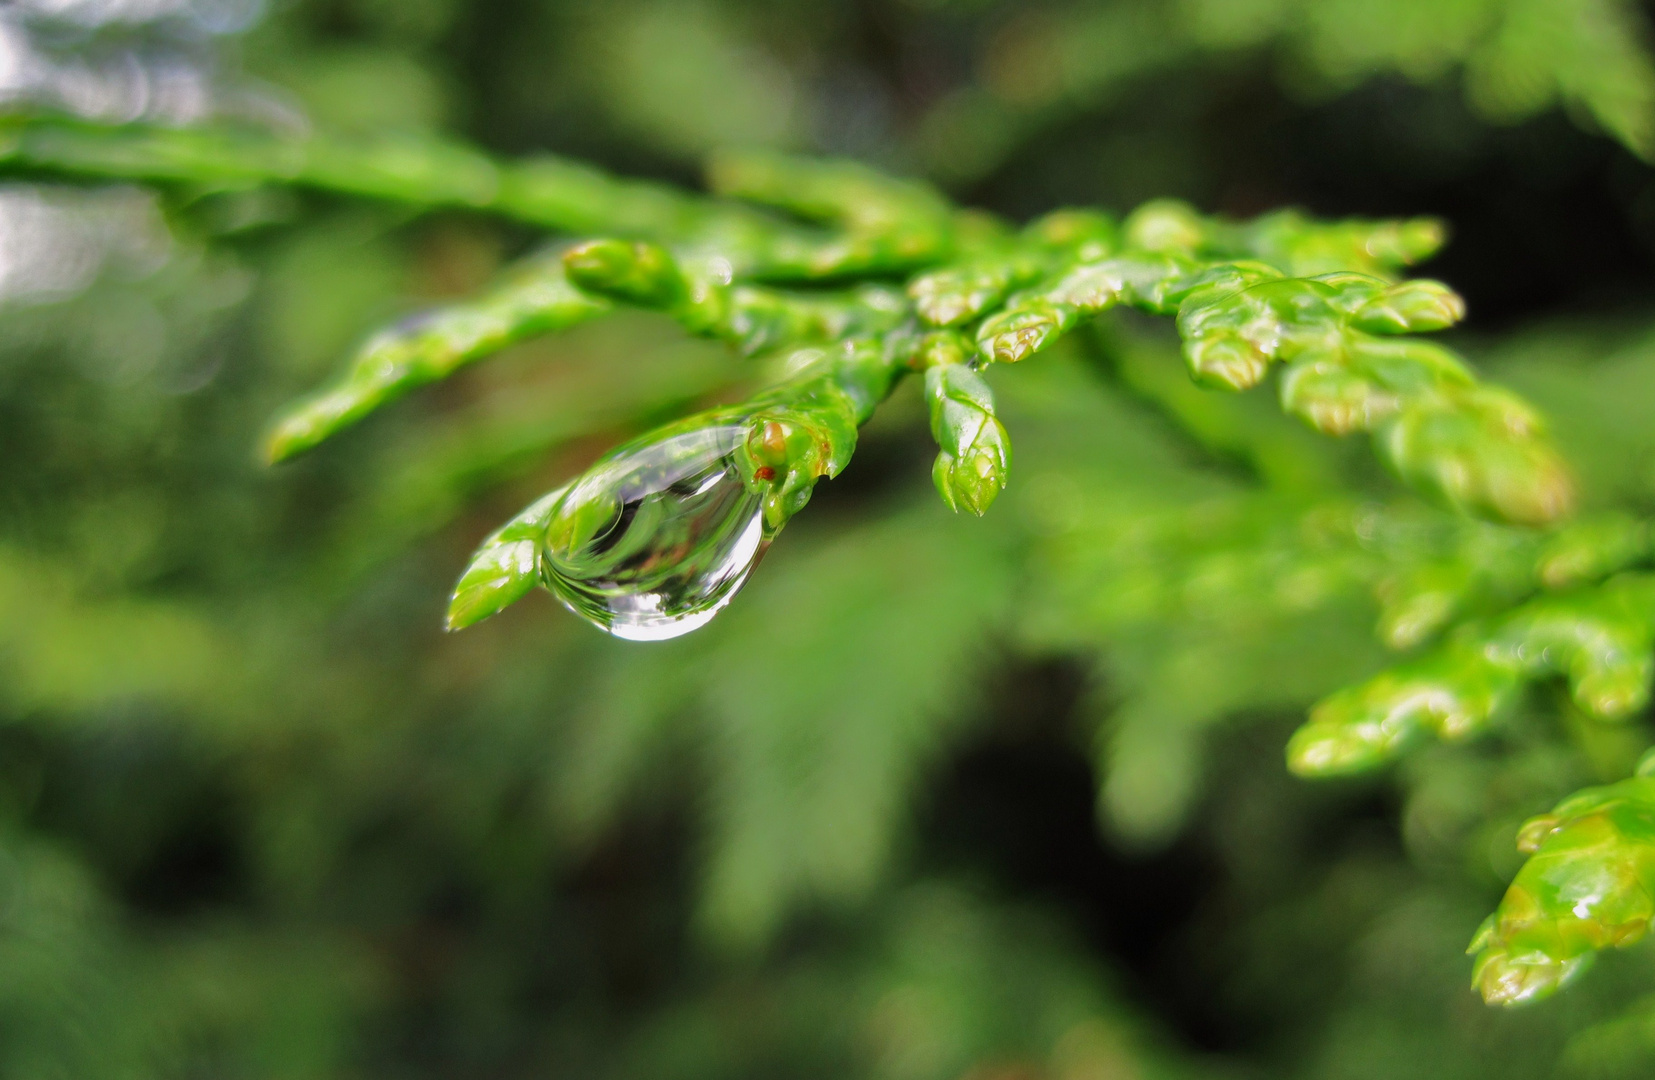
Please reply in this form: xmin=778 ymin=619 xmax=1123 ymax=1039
xmin=0 ymin=111 xmax=1577 ymax=642
xmin=1291 ymin=516 xmax=1655 ymax=776
xmin=444 ymin=486 xmax=568 ymax=631
xmin=1470 ymin=754 xmax=1655 ymax=1006
xmin=264 ymin=252 xmax=610 ymax=462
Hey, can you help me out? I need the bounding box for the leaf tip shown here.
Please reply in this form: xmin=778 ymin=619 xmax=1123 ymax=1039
xmin=1471 ymin=946 xmax=1586 ymax=1007
xmin=262 ymin=425 xmax=308 ymax=465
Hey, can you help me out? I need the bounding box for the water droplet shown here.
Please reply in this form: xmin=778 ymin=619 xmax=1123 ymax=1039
xmin=540 ymin=423 xmax=766 ymax=641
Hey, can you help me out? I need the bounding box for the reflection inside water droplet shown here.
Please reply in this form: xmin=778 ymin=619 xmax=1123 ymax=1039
xmin=539 ymin=424 xmax=765 ymax=640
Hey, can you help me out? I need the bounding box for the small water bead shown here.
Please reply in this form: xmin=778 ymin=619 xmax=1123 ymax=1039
xmin=539 ymin=423 xmax=767 ymax=641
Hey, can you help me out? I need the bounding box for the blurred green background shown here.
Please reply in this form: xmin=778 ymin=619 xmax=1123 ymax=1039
xmin=9 ymin=0 xmax=1655 ymax=1076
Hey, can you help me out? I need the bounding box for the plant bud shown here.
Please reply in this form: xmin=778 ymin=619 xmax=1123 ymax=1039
xmin=563 ymin=239 xmax=688 ymax=308
xmin=926 ymin=364 xmax=1010 ymax=516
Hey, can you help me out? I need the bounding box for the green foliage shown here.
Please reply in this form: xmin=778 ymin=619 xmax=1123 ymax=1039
xmin=1289 ymin=519 xmax=1655 ymax=776
xmin=0 ymin=112 xmax=1570 ymax=608
xmin=11 ymin=0 xmax=1655 ymax=1076
xmin=445 ymin=487 xmax=567 ymax=631
xmin=264 ymin=253 xmax=611 ymax=461
xmin=0 ymin=89 xmax=1626 ymax=1012
xmin=1470 ymin=752 xmax=1655 ymax=1007
xmin=925 ymin=361 xmax=1011 ymax=515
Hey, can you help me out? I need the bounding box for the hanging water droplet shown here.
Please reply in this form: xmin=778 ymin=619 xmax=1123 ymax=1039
xmin=539 ymin=423 xmax=766 ymax=641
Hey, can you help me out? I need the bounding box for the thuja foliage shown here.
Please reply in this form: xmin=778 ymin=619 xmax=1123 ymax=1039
xmin=0 ymin=117 xmax=1574 ymax=566
xmin=11 ymin=102 xmax=1655 ymax=1016
xmin=1280 ymin=511 xmax=1655 ymax=1002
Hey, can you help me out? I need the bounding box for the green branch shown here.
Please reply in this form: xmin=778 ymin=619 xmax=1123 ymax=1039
xmin=1471 ymin=754 xmax=1655 ymax=1006
xmin=1290 ymin=515 xmax=1655 ymax=776
xmin=0 ymin=111 xmax=1579 ymax=652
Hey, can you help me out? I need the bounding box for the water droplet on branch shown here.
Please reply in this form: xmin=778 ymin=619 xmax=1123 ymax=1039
xmin=540 ymin=424 xmax=766 ymax=641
